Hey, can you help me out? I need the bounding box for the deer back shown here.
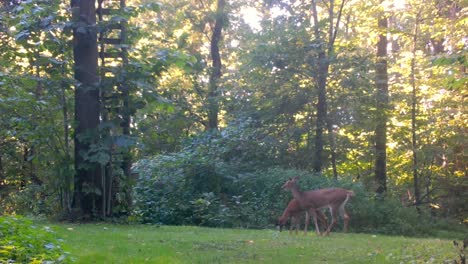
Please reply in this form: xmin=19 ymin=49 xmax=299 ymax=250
xmin=301 ymin=188 xmax=352 ymax=209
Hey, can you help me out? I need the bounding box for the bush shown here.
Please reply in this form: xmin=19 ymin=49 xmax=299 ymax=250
xmin=132 ymin=128 xmax=462 ymax=236
xmin=0 ymin=215 xmax=68 ymax=263
xmin=2 ymin=184 xmax=61 ymax=217
xmin=133 ymin=151 xmax=459 ymax=237
xmin=132 ymin=130 xmax=357 ymax=229
xmin=346 ymin=192 xmax=458 ymax=236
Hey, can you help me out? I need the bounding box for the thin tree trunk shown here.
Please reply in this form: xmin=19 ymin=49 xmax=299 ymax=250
xmin=310 ymin=0 xmax=345 ymax=174
xmin=375 ymin=10 xmax=388 ymax=197
xmin=28 ymin=51 xmax=43 ymax=186
xmin=207 ymin=0 xmax=225 ymax=131
xmin=327 ymin=119 xmax=338 ymax=180
xmin=411 ymin=12 xmax=421 ymax=207
xmin=0 ymin=151 xmax=3 ymax=183
xmin=311 ymin=0 xmax=327 ymax=173
xmin=121 ymin=91 xmax=132 ymax=211
xmin=313 ymin=51 xmax=328 ymax=173
xmin=120 ymin=0 xmax=133 ymax=212
xmin=60 ymin=60 xmax=72 ymax=214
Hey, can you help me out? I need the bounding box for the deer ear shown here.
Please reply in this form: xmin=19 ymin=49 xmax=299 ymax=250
xmin=293 ymin=176 xmax=300 ymax=180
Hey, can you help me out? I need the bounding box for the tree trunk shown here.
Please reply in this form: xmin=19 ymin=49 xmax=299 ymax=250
xmin=120 ymin=10 xmax=133 ymax=212
xmin=375 ymin=12 xmax=388 ymax=197
xmin=310 ymin=0 xmax=345 ymax=174
xmin=327 ymin=118 xmax=338 ymax=180
xmin=310 ymin=0 xmax=326 ymax=173
xmin=313 ymin=51 xmax=329 ymax=173
xmin=207 ymin=0 xmax=225 ymax=131
xmin=0 ymin=150 xmax=4 ymax=188
xmin=411 ymin=13 xmax=421 ymax=207
xmin=60 ymin=60 xmax=72 ymax=214
xmin=71 ymin=0 xmax=102 ymax=218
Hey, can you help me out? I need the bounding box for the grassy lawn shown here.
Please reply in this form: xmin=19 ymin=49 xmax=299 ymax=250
xmin=52 ymin=223 xmax=462 ymax=263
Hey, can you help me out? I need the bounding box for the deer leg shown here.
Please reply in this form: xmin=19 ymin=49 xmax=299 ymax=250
xmin=339 ymin=195 xmax=351 ymax=233
xmin=309 ymin=209 xmax=321 ymax=236
xmin=317 ymin=209 xmax=329 ymax=232
xmin=289 ymin=216 xmax=294 ymax=235
xmin=303 ymin=210 xmax=310 ymax=235
xmin=324 ymin=206 xmax=338 ymax=236
xmin=295 ymin=215 xmax=300 ymax=235
xmin=290 ymin=215 xmax=300 ymax=235
xmin=342 ymin=209 xmax=350 ymax=233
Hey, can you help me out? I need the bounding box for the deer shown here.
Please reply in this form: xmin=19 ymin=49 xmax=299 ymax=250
xmin=281 ymin=176 xmax=354 ymax=236
xmin=277 ymin=198 xmax=329 ymax=235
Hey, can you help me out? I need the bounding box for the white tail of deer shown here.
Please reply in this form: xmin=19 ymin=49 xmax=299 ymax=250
xmin=277 ymin=199 xmax=328 ymax=235
xmin=281 ymin=176 xmax=354 ymax=236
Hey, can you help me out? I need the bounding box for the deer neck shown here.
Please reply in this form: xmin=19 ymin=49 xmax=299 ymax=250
xmin=278 ymin=213 xmax=288 ymax=224
xmin=290 ymin=185 xmax=306 ymax=204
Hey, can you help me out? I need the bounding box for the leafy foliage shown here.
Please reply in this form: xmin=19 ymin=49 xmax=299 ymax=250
xmin=132 ymin=127 xmax=467 ymax=236
xmin=0 ymin=0 xmax=75 ymax=216
xmin=0 ymin=0 xmax=466 ymax=231
xmin=133 ymin=124 xmax=290 ymax=227
xmin=0 ymin=215 xmax=68 ymax=263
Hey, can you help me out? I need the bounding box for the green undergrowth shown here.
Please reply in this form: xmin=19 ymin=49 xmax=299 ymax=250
xmin=51 ymin=223 xmax=465 ymax=264
xmin=0 ymin=216 xmax=68 ymax=263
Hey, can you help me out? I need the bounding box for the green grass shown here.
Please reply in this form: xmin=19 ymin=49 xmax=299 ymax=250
xmin=53 ymin=224 xmax=463 ymax=263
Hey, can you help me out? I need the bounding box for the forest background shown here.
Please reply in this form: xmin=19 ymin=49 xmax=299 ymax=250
xmin=0 ymin=0 xmax=466 ymax=236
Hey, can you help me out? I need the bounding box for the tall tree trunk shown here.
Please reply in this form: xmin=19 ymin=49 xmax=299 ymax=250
xmin=71 ymin=0 xmax=102 ymax=218
xmin=60 ymin=69 xmax=72 ymax=214
xmin=120 ymin=3 xmax=133 ymax=211
xmin=375 ymin=10 xmax=388 ymax=197
xmin=207 ymin=0 xmax=225 ymax=131
xmin=310 ymin=0 xmax=345 ymax=174
xmin=27 ymin=51 xmax=43 ymax=186
xmin=311 ymin=0 xmax=327 ymax=173
xmin=313 ymin=50 xmax=329 ymax=173
xmin=411 ymin=13 xmax=421 ymax=207
xmin=327 ymin=119 xmax=338 ymax=180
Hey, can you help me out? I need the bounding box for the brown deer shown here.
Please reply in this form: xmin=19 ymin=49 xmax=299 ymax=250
xmin=277 ymin=198 xmax=328 ymax=235
xmin=282 ymin=176 xmax=354 ymax=236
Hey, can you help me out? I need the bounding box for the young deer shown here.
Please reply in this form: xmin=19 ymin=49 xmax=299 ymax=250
xmin=282 ymin=176 xmax=354 ymax=236
xmin=277 ymin=199 xmax=328 ymax=235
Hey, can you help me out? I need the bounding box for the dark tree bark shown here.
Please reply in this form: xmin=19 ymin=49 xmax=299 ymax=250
xmin=60 ymin=74 xmax=72 ymax=214
xmin=207 ymin=0 xmax=225 ymax=131
xmin=120 ymin=0 xmax=133 ymax=214
xmin=310 ymin=0 xmax=345 ymax=174
xmin=375 ymin=12 xmax=388 ymax=197
xmin=411 ymin=12 xmax=422 ymax=207
xmin=0 ymin=149 xmax=5 ymax=190
xmin=71 ymin=0 xmax=102 ymax=218
xmin=313 ymin=50 xmax=329 ymax=173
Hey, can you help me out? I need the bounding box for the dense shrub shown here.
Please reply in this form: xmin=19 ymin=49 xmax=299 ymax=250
xmin=1 ymin=184 xmax=61 ymax=217
xmin=132 ymin=126 xmax=283 ymax=227
xmin=132 ymin=130 xmax=466 ymax=236
xmin=132 ymin=130 xmax=357 ymax=228
xmin=0 ymin=215 xmax=68 ymax=263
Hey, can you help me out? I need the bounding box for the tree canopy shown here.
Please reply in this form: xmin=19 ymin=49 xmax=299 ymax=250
xmin=0 ymin=0 xmax=466 ymax=226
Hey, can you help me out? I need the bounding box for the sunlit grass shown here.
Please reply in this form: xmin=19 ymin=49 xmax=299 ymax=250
xmin=53 ymin=224 xmax=461 ymax=263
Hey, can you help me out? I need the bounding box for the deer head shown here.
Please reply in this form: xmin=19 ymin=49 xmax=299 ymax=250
xmin=281 ymin=176 xmax=300 ymax=190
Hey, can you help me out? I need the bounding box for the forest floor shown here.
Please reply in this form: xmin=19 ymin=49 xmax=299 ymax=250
xmin=53 ymin=223 xmax=464 ymax=263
